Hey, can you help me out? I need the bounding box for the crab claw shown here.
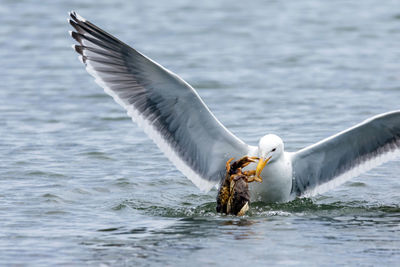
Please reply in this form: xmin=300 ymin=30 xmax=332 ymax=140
xmin=234 ymin=156 xmax=257 ymax=169
xmin=226 ymin=157 xmax=235 ymax=172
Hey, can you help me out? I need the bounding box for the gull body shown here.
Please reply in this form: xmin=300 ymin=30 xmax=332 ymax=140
xmin=249 ymin=154 xmax=292 ymax=203
xmin=69 ymin=12 xmax=400 ymax=203
xmin=246 ymin=134 xmax=293 ymax=202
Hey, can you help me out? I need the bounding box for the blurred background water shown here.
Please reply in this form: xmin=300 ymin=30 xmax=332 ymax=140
xmin=1 ymin=0 xmax=400 ymax=265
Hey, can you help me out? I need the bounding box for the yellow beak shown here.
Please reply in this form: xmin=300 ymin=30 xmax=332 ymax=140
xmin=255 ymin=156 xmax=271 ymax=178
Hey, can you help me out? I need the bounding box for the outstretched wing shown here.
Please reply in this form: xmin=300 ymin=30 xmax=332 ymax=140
xmin=291 ymin=111 xmax=400 ymax=197
xmin=68 ymin=12 xmax=249 ymax=191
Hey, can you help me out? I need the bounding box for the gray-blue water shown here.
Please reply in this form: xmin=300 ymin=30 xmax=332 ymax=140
xmin=1 ymin=0 xmax=400 ymax=266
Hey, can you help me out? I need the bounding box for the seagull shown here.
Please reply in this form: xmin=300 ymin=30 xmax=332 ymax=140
xmin=68 ymin=12 xmax=400 ymax=203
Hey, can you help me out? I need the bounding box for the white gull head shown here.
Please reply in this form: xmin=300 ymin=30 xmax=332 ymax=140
xmin=251 ymin=134 xmax=293 ymax=202
xmin=258 ymin=134 xmax=284 ymax=161
xmin=256 ymin=134 xmax=285 ymax=177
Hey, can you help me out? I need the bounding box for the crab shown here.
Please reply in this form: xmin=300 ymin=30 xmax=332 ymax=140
xmin=216 ymin=156 xmax=261 ymax=216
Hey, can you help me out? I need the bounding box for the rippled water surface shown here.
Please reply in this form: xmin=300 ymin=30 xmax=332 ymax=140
xmin=2 ymin=0 xmax=400 ymax=266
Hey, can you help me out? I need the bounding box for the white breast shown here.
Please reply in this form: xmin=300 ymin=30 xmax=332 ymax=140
xmin=249 ymin=152 xmax=293 ymax=203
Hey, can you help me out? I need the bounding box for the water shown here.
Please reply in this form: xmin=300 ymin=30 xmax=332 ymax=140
xmin=1 ymin=0 xmax=400 ymax=265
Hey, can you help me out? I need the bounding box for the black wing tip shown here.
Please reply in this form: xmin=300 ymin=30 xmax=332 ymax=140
xmin=68 ymin=17 xmax=76 ymax=28
xmin=68 ymin=11 xmax=128 ymax=64
xmin=70 ymin=30 xmax=81 ymax=43
xmin=69 ymin=43 xmax=86 ymax=63
xmin=69 ymin=11 xmax=77 ymax=22
xmin=73 ymin=44 xmax=84 ymax=55
xmin=68 ymin=12 xmax=87 ymax=64
xmin=68 ymin=13 xmax=83 ymax=36
xmin=69 ymin=11 xmax=86 ymax=23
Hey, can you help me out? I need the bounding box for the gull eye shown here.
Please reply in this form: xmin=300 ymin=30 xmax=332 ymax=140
xmin=271 ymin=148 xmax=276 ymax=152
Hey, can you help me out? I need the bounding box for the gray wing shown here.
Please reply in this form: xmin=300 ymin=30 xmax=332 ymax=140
xmin=68 ymin=12 xmax=249 ymax=191
xmin=291 ymin=111 xmax=400 ymax=197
